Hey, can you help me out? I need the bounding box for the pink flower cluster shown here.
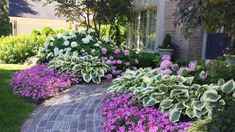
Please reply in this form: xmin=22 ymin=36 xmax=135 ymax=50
xmin=157 ymin=55 xmax=208 ymax=81
xmin=12 ymin=64 xmax=81 ymax=100
xmin=100 ymin=94 xmax=192 ymax=132
xmin=100 ymin=48 xmax=134 ymax=79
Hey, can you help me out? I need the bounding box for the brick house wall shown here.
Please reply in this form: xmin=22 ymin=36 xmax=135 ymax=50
xmin=164 ymin=0 xmax=204 ymax=60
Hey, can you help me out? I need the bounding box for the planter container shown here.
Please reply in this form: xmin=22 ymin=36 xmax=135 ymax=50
xmin=224 ymin=54 xmax=235 ymax=64
xmin=158 ymin=48 xmax=174 ymax=57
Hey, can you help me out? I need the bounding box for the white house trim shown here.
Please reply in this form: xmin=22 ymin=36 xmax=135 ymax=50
xmin=129 ymin=0 xmax=166 ymax=52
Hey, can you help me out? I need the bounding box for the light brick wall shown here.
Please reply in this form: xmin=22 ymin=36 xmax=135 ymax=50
xmin=164 ymin=0 xmax=204 ymax=60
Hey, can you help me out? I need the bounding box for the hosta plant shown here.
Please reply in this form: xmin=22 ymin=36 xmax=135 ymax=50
xmin=48 ymin=54 xmax=110 ymax=84
xmin=108 ymin=68 xmax=235 ymax=122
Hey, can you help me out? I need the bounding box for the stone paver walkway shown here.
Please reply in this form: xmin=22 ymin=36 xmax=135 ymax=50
xmin=21 ymin=81 xmax=112 ymax=132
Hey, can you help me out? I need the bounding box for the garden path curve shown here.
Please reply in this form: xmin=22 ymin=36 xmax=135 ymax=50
xmin=21 ymin=81 xmax=112 ymax=132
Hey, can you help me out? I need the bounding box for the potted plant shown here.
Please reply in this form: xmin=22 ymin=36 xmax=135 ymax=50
xmin=223 ymin=39 xmax=235 ymax=64
xmin=158 ymin=33 xmax=174 ymax=56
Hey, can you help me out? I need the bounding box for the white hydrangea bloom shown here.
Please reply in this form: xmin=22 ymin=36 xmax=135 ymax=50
xmin=63 ymin=41 xmax=70 ymax=46
xmin=72 ymin=51 xmax=79 ymax=56
xmin=59 ymin=49 xmax=64 ymax=54
xmin=86 ymin=35 xmax=93 ymax=40
xmin=66 ymin=47 xmax=72 ymax=52
xmin=57 ymin=34 xmax=63 ymax=39
xmin=53 ymin=47 xmax=60 ymax=56
xmin=97 ymin=41 xmax=102 ymax=44
xmin=78 ymin=28 xmax=86 ymax=34
xmin=88 ymin=28 xmax=95 ymax=34
xmin=50 ymin=42 xmax=54 ymax=46
xmin=80 ymin=49 xmax=85 ymax=53
xmin=103 ymin=37 xmax=110 ymax=43
xmin=94 ymin=43 xmax=100 ymax=47
xmin=63 ymin=36 xmax=68 ymax=40
xmin=71 ymin=42 xmax=78 ymax=47
xmin=91 ymin=49 xmax=96 ymax=53
xmin=82 ymin=38 xmax=90 ymax=44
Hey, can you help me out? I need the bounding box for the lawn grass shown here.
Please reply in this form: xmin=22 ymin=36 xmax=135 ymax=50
xmin=0 ymin=64 xmax=36 ymax=132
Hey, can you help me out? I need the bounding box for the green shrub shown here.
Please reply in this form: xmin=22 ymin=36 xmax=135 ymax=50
xmin=108 ymin=68 xmax=235 ymax=122
xmin=0 ymin=35 xmax=45 ymax=64
xmin=134 ymin=52 xmax=161 ymax=68
xmin=188 ymin=101 xmax=235 ymax=132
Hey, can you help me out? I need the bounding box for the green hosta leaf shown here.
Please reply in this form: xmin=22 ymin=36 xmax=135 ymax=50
xmin=221 ymin=80 xmax=235 ymax=94
xmin=191 ymin=84 xmax=201 ymax=89
xmin=143 ymin=97 xmax=157 ymax=106
xmin=186 ymin=107 xmax=195 ymax=118
xmin=83 ymin=73 xmax=92 ymax=82
xmin=175 ymin=102 xmax=185 ymax=109
xmin=92 ymin=76 xmax=101 ymax=84
xmin=185 ymin=77 xmax=194 ymax=85
xmin=169 ymin=109 xmax=181 ymax=122
xmin=200 ymin=90 xmax=221 ymax=102
xmin=150 ymin=93 xmax=165 ymax=103
xmin=160 ymin=99 xmax=174 ymax=109
xmin=194 ymin=101 xmax=205 ymax=111
xmin=194 ymin=107 xmax=208 ymax=118
xmin=218 ymin=99 xmax=226 ymax=106
xmin=218 ymin=79 xmax=225 ymax=86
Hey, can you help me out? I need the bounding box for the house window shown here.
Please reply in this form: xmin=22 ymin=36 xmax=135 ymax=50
xmin=130 ymin=8 xmax=157 ymax=51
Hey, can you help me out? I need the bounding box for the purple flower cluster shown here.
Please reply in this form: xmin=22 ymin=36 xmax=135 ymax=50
xmin=100 ymin=94 xmax=192 ymax=132
xmin=12 ymin=64 xmax=81 ymax=100
xmin=100 ymin=48 xmax=135 ymax=79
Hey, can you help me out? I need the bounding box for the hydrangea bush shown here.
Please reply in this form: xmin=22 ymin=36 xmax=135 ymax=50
xmin=100 ymin=94 xmax=192 ymax=132
xmin=12 ymin=64 xmax=81 ymax=100
xmin=39 ymin=28 xmax=138 ymax=79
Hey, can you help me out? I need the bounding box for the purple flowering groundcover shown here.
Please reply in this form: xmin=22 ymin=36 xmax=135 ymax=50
xmin=100 ymin=94 xmax=192 ymax=132
xmin=12 ymin=64 xmax=81 ymax=101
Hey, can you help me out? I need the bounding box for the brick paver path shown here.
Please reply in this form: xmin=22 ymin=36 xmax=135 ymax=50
xmin=21 ymin=81 xmax=112 ymax=132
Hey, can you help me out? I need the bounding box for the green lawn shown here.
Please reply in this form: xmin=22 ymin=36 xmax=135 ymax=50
xmin=0 ymin=64 xmax=36 ymax=132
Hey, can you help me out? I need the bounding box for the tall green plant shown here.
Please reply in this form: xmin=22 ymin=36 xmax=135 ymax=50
xmin=0 ymin=0 xmax=11 ymax=36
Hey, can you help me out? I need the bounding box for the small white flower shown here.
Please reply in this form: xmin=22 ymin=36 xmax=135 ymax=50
xmin=50 ymin=42 xmax=54 ymax=46
xmin=63 ymin=41 xmax=70 ymax=46
xmin=97 ymin=41 xmax=102 ymax=44
xmin=86 ymin=35 xmax=93 ymax=40
xmin=71 ymin=41 xmax=78 ymax=47
xmin=80 ymin=49 xmax=85 ymax=53
xmin=72 ymin=51 xmax=78 ymax=56
xmin=66 ymin=47 xmax=72 ymax=52
xmin=88 ymin=28 xmax=95 ymax=34
xmin=82 ymin=38 xmax=90 ymax=44
xmin=78 ymin=28 xmax=86 ymax=34
xmin=91 ymin=49 xmax=96 ymax=53
xmin=63 ymin=36 xmax=68 ymax=40
xmin=94 ymin=43 xmax=100 ymax=47
xmin=59 ymin=49 xmax=64 ymax=54
xmin=63 ymin=32 xmax=69 ymax=36
xmin=53 ymin=47 xmax=60 ymax=56
xmin=103 ymin=37 xmax=110 ymax=43
xmin=57 ymin=34 xmax=63 ymax=39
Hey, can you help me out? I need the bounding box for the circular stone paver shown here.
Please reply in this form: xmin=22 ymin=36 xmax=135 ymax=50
xmin=21 ymin=81 xmax=112 ymax=132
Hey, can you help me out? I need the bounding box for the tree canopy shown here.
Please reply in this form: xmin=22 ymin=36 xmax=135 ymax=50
xmin=0 ymin=0 xmax=11 ymax=36
xmin=174 ymin=0 xmax=235 ymax=38
xmin=45 ymin=0 xmax=133 ymax=40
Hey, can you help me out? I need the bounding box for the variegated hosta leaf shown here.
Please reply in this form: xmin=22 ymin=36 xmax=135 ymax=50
xmin=160 ymin=99 xmax=174 ymax=109
xmin=200 ymin=90 xmax=221 ymax=102
xmin=143 ymin=97 xmax=157 ymax=106
xmin=150 ymin=93 xmax=165 ymax=103
xmin=83 ymin=73 xmax=92 ymax=82
xmin=92 ymin=76 xmax=101 ymax=84
xmin=175 ymin=102 xmax=185 ymax=109
xmin=186 ymin=107 xmax=195 ymax=118
xmin=191 ymin=84 xmax=201 ymax=89
xmin=194 ymin=101 xmax=205 ymax=111
xmin=218 ymin=99 xmax=226 ymax=105
xmin=221 ymin=80 xmax=235 ymax=94
xmin=194 ymin=107 xmax=208 ymax=118
xmin=169 ymin=109 xmax=181 ymax=122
